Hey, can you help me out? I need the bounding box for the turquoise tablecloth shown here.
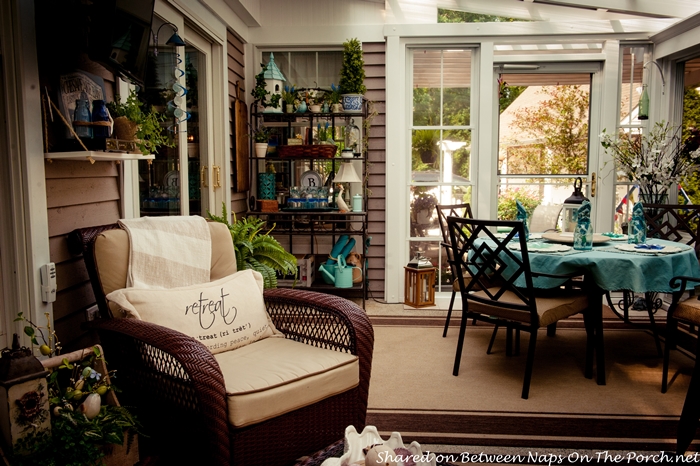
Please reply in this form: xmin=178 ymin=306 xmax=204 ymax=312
xmin=473 ymin=238 xmax=700 ymax=293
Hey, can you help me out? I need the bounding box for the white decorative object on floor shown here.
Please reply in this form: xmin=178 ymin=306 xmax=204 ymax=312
xmin=321 ymin=425 xmax=437 ymax=466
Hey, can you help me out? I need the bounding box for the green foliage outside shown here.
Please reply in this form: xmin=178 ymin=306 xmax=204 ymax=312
xmin=438 ymin=9 xmax=526 ymax=23
xmin=497 ymin=188 xmax=541 ymax=220
xmin=207 ymin=203 xmax=297 ymax=289
xmin=508 ymin=85 xmax=589 ymax=178
xmin=681 ymin=87 xmax=700 ymax=204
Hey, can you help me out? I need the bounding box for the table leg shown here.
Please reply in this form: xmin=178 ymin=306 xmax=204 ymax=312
xmin=584 ymin=279 xmax=606 ymax=385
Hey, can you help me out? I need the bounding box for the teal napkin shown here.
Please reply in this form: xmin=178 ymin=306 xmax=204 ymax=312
xmin=628 ymin=202 xmax=646 ymax=244
xmin=516 ymin=200 xmax=530 ymax=240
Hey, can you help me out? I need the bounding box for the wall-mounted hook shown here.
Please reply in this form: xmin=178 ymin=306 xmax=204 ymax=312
xmin=643 ymin=61 xmax=666 ymax=95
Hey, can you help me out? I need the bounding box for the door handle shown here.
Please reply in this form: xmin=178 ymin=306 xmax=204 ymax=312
xmin=214 ymin=166 xmax=221 ymax=188
xmin=200 ymin=166 xmax=208 ymax=187
xmin=590 ymin=172 xmax=596 ymax=198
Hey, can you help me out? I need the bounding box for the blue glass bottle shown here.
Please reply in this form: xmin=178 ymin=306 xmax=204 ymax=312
xmin=91 ymin=100 xmax=111 ymax=138
xmin=73 ymin=99 xmax=92 ymax=139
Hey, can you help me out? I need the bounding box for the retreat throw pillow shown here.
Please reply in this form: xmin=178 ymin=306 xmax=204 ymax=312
xmin=105 ymin=269 xmax=278 ymax=354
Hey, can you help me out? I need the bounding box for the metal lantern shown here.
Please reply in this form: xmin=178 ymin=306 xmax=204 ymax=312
xmin=562 ymin=177 xmax=589 ymax=232
xmin=0 ymin=334 xmax=51 ymax=455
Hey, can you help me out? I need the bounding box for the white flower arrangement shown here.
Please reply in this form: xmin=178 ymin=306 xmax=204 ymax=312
xmin=599 ymin=121 xmax=700 ymax=197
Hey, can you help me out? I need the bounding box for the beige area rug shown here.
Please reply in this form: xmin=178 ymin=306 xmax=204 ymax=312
xmin=366 ymin=318 xmax=696 ymax=453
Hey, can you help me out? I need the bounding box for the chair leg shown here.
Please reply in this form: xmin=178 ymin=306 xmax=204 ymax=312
xmin=487 ymin=323 xmax=499 ymax=354
xmin=522 ymin=331 xmax=537 ymax=399
xmin=443 ymin=291 xmax=456 ymax=338
xmin=453 ymin=308 xmax=470 ymax=376
xmin=546 ymin=322 xmax=557 ymax=337
xmin=662 ymin=317 xmax=678 ymax=393
xmin=583 ymin=311 xmax=595 ymax=380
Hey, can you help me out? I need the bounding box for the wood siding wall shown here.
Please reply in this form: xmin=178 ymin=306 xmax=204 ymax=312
xmin=227 ymin=30 xmax=248 ymax=217
xmin=46 ymin=160 xmax=121 ymax=350
xmin=363 ymin=41 xmax=386 ymax=297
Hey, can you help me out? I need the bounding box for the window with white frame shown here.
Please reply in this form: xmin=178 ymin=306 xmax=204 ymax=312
xmin=409 ymin=48 xmax=473 ymax=292
xmin=262 ymin=50 xmax=342 ymax=89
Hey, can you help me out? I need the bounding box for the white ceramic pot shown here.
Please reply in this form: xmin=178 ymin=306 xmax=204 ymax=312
xmin=254 ymin=142 xmax=268 ymax=158
xmin=309 ymin=104 xmax=322 ymax=113
xmin=342 ymin=94 xmax=363 ymax=113
xmin=285 ymin=104 xmax=294 ymax=113
xmin=331 ymin=103 xmax=343 ymax=113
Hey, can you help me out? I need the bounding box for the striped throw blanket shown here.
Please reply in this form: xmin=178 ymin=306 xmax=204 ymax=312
xmin=118 ymin=216 xmax=212 ymax=289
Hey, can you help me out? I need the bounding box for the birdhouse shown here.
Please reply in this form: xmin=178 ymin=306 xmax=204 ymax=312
xmin=263 ymin=53 xmax=286 ymax=107
xmin=0 ymin=334 xmax=51 ymax=456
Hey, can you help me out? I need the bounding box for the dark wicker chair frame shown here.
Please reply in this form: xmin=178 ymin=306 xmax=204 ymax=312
xmin=446 ymin=217 xmax=599 ymax=399
xmin=69 ymin=224 xmax=374 ymax=466
xmin=664 ymin=275 xmax=700 ymax=454
xmin=606 ymin=203 xmax=700 ymax=356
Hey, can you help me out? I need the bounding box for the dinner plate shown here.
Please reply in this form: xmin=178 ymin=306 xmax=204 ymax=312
xmin=507 ymin=242 xmax=571 ymax=253
xmin=614 ymin=243 xmax=685 ymax=254
xmin=541 ymin=232 xmax=610 ymax=244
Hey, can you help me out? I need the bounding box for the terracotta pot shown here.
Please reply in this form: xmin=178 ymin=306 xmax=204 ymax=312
xmin=113 ymin=116 xmax=138 ymax=140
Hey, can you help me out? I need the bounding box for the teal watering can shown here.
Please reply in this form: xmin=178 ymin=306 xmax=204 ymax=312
xmin=319 ymin=255 xmax=354 ymax=288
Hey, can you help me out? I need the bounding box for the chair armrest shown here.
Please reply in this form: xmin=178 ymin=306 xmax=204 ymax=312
xmin=89 ymin=318 xmax=230 ymax=466
xmin=263 ymin=288 xmax=374 ymax=424
xmin=669 ymin=275 xmax=700 ymax=295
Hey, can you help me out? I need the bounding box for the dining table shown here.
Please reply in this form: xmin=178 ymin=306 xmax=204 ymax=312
xmin=480 ymin=232 xmax=700 ymax=386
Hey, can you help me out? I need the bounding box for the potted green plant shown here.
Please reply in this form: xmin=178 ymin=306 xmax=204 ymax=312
xmin=9 ymin=313 xmax=142 ymax=466
xmin=106 ymin=90 xmax=174 ymax=156
xmin=281 ymin=85 xmax=296 ymax=113
xmin=208 ymin=203 xmax=298 ymax=289
xmin=339 ymin=38 xmax=366 ymax=113
xmin=328 ymin=83 xmax=342 ymax=113
xmin=252 ymin=125 xmax=270 ymax=157
xmin=412 ymin=129 xmax=440 ymax=164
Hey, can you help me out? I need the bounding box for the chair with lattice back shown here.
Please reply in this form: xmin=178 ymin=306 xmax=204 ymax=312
xmin=446 ymin=217 xmax=597 ymax=399
xmin=606 ymin=204 xmax=700 ymax=356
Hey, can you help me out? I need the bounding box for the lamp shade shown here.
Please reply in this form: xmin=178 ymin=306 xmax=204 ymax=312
xmin=166 ymin=32 xmax=186 ymax=47
xmin=334 ymin=162 xmax=361 ymax=183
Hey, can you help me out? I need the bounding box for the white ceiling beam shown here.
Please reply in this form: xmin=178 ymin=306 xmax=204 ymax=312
xmin=534 ymin=0 xmax=699 ymax=19
xmin=438 ymin=0 xmax=677 ymax=21
xmin=384 ymin=17 xmax=675 ymax=38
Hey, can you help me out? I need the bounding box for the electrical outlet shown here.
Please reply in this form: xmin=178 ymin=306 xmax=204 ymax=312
xmin=85 ymin=305 xmax=100 ymax=321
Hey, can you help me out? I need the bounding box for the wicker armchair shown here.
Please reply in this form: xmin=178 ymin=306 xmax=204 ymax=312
xmin=69 ymin=223 xmax=374 ymax=466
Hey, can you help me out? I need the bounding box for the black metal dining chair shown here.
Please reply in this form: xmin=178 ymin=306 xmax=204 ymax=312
xmin=435 ymin=204 xmax=518 ymax=355
xmin=662 ymin=274 xmax=700 ymax=454
xmin=446 ymin=217 xmax=598 ymax=399
xmin=606 ymin=204 xmax=700 ymax=356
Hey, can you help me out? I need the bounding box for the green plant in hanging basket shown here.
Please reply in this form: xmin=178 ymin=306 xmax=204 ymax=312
xmin=251 ymin=63 xmax=270 ymax=108
xmin=106 ymin=90 xmax=174 ymax=155
xmin=339 ymin=38 xmax=366 ymax=95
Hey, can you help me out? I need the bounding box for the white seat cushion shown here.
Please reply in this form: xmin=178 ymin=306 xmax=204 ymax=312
xmin=214 ymin=337 xmax=359 ymax=428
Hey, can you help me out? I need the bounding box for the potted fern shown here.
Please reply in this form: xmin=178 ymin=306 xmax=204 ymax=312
xmin=106 ymin=90 xmax=174 ymax=156
xmin=339 ymin=38 xmax=366 ymax=113
xmin=208 ymin=203 xmax=297 ymax=289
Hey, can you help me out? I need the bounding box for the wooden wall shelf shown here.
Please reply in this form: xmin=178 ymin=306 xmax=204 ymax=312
xmin=44 ymin=151 xmax=155 ymax=162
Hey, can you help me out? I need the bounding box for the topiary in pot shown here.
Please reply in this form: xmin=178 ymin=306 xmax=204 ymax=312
xmin=338 ymin=38 xmax=366 ymax=113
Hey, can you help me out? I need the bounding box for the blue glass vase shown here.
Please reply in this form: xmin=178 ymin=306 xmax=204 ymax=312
xmin=73 ymin=99 xmax=92 ymax=139
xmin=91 ymin=100 xmax=111 ymax=138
